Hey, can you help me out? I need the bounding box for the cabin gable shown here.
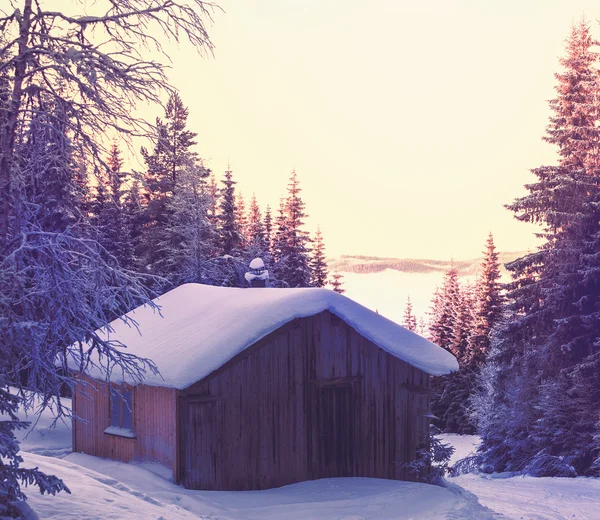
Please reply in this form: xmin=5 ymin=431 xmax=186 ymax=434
xmin=178 ymin=310 xmax=430 ymax=490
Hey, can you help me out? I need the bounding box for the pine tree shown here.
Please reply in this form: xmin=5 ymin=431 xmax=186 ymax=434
xmin=217 ymin=167 xmax=243 ymax=255
xmin=469 ymin=233 xmax=504 ymax=365
xmin=139 ymin=93 xmax=198 ymax=271
xmin=275 ymin=170 xmax=312 ymax=287
xmin=477 ymin=21 xmax=600 ymax=476
xmin=247 ymin=194 xmax=267 ymax=252
xmin=429 ymin=265 xmax=478 ymax=434
xmin=403 ymin=296 xmax=418 ymax=332
xmin=235 ymin=192 xmax=249 ymax=250
xmin=94 ymin=143 xmax=135 ymax=268
xmin=156 ymin=160 xmax=214 ymax=284
xmin=123 ymin=179 xmax=144 ymax=268
xmin=272 ymin=198 xmax=288 ymax=264
xmin=18 ymin=101 xmax=85 ymax=234
xmin=429 ymin=264 xmax=461 ymax=353
xmin=264 ymin=204 xmax=273 ymax=255
xmin=207 ymin=173 xmax=219 ymax=223
xmin=331 ymin=271 xmax=345 ymax=294
xmin=311 ymin=227 xmax=328 ymax=287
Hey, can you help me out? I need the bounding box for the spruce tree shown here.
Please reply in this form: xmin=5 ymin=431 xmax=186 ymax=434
xmin=469 ymin=233 xmax=504 ymax=365
xmin=429 ymin=264 xmax=461 ymax=353
xmin=164 ymin=92 xmax=199 ymax=184
xmin=311 ymin=227 xmax=328 ymax=287
xmin=94 ymin=143 xmax=135 ymax=268
xmin=156 ymin=160 xmax=214 ymax=284
xmin=272 ymin=199 xmax=288 ymax=263
xmin=402 ymin=296 xmax=418 ymax=332
xmin=275 ymin=171 xmax=312 ymax=287
xmin=331 ymin=271 xmax=345 ymax=294
xmin=18 ymin=101 xmax=85 ymax=233
xmin=139 ymin=93 xmax=198 ymax=271
xmin=264 ymin=205 xmax=273 ymax=255
xmin=123 ymin=179 xmax=144 ymax=268
xmin=477 ymin=21 xmax=600 ymax=476
xmin=217 ymin=167 xmax=243 ymax=255
xmin=247 ymin=194 xmax=268 ymax=253
xmin=235 ymin=192 xmax=249 ymax=250
xmin=429 ymin=265 xmax=478 ymax=434
xmin=207 ymin=173 xmax=219 ymax=223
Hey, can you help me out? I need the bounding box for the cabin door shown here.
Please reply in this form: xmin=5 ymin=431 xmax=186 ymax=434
xmin=313 ymin=382 xmax=356 ymax=478
xmin=181 ymin=398 xmax=220 ymax=490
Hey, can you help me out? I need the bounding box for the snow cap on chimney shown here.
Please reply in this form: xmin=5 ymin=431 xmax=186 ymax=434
xmin=245 ymin=257 xmax=269 ymax=287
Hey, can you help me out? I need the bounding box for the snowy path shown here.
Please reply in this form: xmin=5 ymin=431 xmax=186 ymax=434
xmin=442 ymin=434 xmax=600 ymax=520
xmin=452 ymin=473 xmax=600 ymax=520
xmin=27 ymin=452 xmax=495 ymax=520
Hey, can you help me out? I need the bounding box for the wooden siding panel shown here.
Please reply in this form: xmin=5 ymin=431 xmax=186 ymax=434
xmin=73 ymin=373 xmax=178 ymax=475
xmin=179 ymin=310 xmax=430 ymax=490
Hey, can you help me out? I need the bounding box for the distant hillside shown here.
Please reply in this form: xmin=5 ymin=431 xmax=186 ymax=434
xmin=328 ymin=251 xmax=527 ymax=276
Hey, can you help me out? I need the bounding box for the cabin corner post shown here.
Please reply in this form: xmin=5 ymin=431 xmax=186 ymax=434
xmin=71 ymin=376 xmax=78 ymax=453
xmin=176 ymin=391 xmax=183 ymax=485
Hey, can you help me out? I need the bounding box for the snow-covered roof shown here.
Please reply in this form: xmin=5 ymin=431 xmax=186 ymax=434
xmin=78 ymin=284 xmax=458 ymax=389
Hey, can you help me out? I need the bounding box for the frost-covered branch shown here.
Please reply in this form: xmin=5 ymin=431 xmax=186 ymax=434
xmin=0 ymin=0 xmax=216 ymax=241
xmin=0 ymin=219 xmax=162 ymax=419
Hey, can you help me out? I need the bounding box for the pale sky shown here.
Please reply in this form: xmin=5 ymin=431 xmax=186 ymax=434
xmin=85 ymin=1 xmax=600 ymax=259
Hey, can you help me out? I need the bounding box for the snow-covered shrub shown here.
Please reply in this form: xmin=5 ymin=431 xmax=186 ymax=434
xmin=401 ymin=426 xmax=455 ymax=485
xmin=524 ymin=453 xmax=577 ymax=478
xmin=450 ymin=455 xmax=480 ymax=476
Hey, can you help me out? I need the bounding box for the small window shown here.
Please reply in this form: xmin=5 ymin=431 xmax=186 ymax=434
xmin=104 ymin=387 xmax=135 ymax=438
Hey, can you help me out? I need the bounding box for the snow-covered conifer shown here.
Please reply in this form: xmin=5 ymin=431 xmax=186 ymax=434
xmin=264 ymin=205 xmax=273 ymax=255
xmin=477 ymin=21 xmax=600 ymax=475
xmin=217 ymin=167 xmax=243 ymax=255
xmin=274 ymin=171 xmax=312 ymax=287
xmin=331 ymin=271 xmax=345 ymax=294
xmin=311 ymin=227 xmax=328 ymax=288
xmin=235 ymin=192 xmax=249 ymax=249
xmin=140 ymin=93 xmax=200 ymax=272
xmin=402 ymin=296 xmax=418 ymax=332
xmin=155 ymin=160 xmax=215 ymax=284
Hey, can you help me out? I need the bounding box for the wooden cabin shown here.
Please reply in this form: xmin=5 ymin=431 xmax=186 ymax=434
xmin=72 ymin=283 xmax=457 ymax=490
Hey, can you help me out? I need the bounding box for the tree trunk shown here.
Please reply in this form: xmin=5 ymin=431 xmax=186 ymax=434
xmin=0 ymin=0 xmax=32 ymax=242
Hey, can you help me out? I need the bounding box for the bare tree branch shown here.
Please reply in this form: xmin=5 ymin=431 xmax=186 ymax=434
xmin=0 ymin=0 xmax=217 ymax=242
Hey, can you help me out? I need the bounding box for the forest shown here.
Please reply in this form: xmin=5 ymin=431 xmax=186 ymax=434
xmin=0 ymin=0 xmax=600 ymax=518
xmin=417 ymin=20 xmax=600 ymax=480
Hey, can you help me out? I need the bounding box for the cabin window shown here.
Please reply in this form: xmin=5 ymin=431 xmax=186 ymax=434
xmin=104 ymin=387 xmax=136 ymax=438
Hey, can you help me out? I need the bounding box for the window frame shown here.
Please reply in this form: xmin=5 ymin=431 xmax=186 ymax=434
xmin=104 ymin=385 xmax=136 ymax=439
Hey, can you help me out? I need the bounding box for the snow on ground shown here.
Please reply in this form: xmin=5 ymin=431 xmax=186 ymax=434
xmin=22 ymin=452 xmax=201 ymax=520
xmin=440 ymin=433 xmax=481 ymax=466
xmin=452 ymin=473 xmax=600 ymax=520
xmin=13 ymin=396 xmax=600 ymax=520
xmin=441 ymin=434 xmax=600 ymax=520
xmin=13 ymin=394 xmax=72 ymax=458
xmin=28 ymin=453 xmax=494 ymax=520
xmin=16 ymin=400 xmax=493 ymax=519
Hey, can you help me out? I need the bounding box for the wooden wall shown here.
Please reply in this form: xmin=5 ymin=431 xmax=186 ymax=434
xmin=72 ymin=373 xmax=178 ymax=476
xmin=179 ymin=311 xmax=431 ymax=490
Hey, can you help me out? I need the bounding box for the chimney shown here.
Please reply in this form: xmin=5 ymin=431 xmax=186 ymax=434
xmin=245 ymin=257 xmax=269 ymax=288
